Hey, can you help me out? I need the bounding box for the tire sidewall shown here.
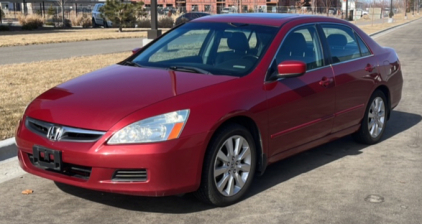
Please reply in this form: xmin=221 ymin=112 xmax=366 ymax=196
xmin=92 ymin=18 xmax=97 ymax=28
xmin=361 ymin=90 xmax=388 ymax=143
xmin=205 ymin=124 xmax=256 ymax=206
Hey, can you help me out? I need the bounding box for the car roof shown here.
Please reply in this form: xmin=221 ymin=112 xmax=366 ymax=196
xmin=193 ymin=13 xmax=343 ymax=27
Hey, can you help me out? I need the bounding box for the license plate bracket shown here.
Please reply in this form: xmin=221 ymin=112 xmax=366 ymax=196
xmin=32 ymin=145 xmax=62 ymax=171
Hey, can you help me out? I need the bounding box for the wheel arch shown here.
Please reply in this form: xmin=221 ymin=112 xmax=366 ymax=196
xmin=374 ymin=85 xmax=391 ymax=120
xmin=208 ymin=115 xmax=267 ymax=176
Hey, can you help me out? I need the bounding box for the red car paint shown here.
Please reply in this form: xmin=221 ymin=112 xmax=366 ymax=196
xmin=16 ymin=14 xmax=403 ymax=196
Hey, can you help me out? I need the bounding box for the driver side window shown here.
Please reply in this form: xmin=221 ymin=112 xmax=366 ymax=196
xmin=275 ymin=25 xmax=324 ymax=70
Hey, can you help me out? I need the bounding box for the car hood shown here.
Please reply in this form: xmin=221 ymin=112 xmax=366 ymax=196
xmin=26 ymin=64 xmax=236 ymax=131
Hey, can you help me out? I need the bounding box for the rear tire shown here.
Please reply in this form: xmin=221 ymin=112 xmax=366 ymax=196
xmin=353 ymin=90 xmax=388 ymax=144
xmin=194 ymin=123 xmax=256 ymax=206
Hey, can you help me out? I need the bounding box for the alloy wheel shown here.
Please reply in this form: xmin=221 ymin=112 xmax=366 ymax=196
xmin=213 ymin=135 xmax=252 ymax=197
xmin=368 ymin=96 xmax=386 ymax=138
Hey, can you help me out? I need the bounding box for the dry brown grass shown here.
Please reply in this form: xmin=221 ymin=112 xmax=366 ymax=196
xmin=70 ymin=15 xmax=92 ymax=28
xmin=0 ymin=28 xmax=158 ymax=47
xmin=17 ymin=14 xmax=44 ymax=29
xmin=0 ymin=52 xmax=130 ymax=140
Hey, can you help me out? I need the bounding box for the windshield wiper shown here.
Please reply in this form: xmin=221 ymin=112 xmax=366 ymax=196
xmin=169 ymin=66 xmax=212 ymax=75
xmin=122 ymin=61 xmax=142 ymax=67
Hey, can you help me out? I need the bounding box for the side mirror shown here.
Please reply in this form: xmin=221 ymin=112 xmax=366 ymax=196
xmin=275 ymin=60 xmax=306 ymax=79
xmin=132 ymin=48 xmax=142 ymax=54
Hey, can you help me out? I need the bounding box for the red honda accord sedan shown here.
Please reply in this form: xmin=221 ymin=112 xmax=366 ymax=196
xmin=16 ymin=14 xmax=403 ymax=206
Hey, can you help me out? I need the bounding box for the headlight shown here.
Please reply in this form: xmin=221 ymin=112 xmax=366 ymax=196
xmin=108 ymin=110 xmax=189 ymax=144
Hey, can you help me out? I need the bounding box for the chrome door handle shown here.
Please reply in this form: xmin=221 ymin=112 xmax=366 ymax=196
xmin=365 ymin=64 xmax=374 ymax=72
xmin=319 ymin=77 xmax=333 ymax=87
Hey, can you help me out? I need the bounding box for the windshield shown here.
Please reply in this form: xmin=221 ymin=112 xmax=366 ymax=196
xmin=131 ymin=22 xmax=278 ymax=77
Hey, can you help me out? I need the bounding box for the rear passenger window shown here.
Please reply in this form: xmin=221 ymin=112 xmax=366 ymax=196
xmin=356 ymin=35 xmax=371 ymax=56
xmin=321 ymin=25 xmax=360 ymax=63
xmin=275 ymin=25 xmax=324 ymax=70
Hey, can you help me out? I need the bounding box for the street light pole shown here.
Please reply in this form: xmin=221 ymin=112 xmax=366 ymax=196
xmin=345 ymin=0 xmax=349 ymax=20
xmin=388 ymin=0 xmax=393 ymax=22
xmin=148 ymin=0 xmax=161 ymax=39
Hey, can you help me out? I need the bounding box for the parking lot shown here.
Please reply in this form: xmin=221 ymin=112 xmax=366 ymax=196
xmin=0 ymin=19 xmax=421 ymax=224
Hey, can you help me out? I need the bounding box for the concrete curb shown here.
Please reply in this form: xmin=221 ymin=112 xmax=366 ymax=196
xmin=0 ymin=137 xmax=17 ymax=162
xmin=368 ymin=17 xmax=422 ymax=37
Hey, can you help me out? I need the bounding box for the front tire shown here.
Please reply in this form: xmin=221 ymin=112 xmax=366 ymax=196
xmin=194 ymin=123 xmax=256 ymax=206
xmin=353 ymin=90 xmax=388 ymax=144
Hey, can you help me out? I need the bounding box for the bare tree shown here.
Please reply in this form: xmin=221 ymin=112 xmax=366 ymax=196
xmin=59 ymin=0 xmax=65 ymax=27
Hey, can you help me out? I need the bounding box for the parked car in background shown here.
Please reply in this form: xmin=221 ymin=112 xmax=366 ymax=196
xmin=91 ymin=3 xmax=112 ymax=28
xmin=383 ymin=8 xmax=391 ymax=17
xmin=17 ymin=14 xmax=403 ymax=207
xmin=356 ymin=8 xmax=369 ymax=16
xmin=163 ymin=6 xmax=176 ymax=15
xmin=173 ymin=12 xmax=210 ymax=26
xmin=328 ymin=7 xmax=337 ymax=15
xmin=288 ymin=5 xmax=296 ymax=13
xmin=221 ymin=7 xmax=237 ymax=14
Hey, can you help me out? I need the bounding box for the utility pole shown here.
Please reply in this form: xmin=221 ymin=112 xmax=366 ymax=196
xmin=388 ymin=0 xmax=393 ymax=22
xmin=61 ymin=0 xmax=65 ymax=27
xmin=23 ymin=0 xmax=27 ymax=15
xmin=345 ymin=0 xmax=349 ymax=20
xmin=148 ymin=0 xmax=161 ymax=39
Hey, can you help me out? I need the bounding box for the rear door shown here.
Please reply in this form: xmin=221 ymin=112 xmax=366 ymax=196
xmin=94 ymin=4 xmax=104 ymax=24
xmin=266 ymin=24 xmax=336 ymax=157
xmin=319 ymin=24 xmax=379 ymax=132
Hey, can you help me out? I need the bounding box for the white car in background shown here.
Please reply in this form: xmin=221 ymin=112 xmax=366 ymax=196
xmin=221 ymin=7 xmax=237 ymax=14
xmin=92 ymin=3 xmax=112 ymax=28
xmin=357 ymin=8 xmax=369 ymax=15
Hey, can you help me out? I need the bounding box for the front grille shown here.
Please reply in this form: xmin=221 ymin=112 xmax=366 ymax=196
xmin=28 ymin=153 xmax=92 ymax=180
xmin=112 ymin=170 xmax=147 ymax=182
xmin=30 ymin=121 xmax=49 ymax=135
xmin=26 ymin=117 xmax=106 ymax=142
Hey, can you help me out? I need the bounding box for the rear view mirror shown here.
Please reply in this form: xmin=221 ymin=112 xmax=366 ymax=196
xmin=276 ymin=61 xmax=306 ymax=79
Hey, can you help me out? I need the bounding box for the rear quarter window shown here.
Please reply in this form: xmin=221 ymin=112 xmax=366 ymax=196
xmin=321 ymin=24 xmax=361 ymax=63
xmin=356 ymin=34 xmax=372 ymax=56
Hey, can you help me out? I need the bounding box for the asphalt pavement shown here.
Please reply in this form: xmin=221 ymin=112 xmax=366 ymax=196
xmin=0 ymin=20 xmax=421 ymax=223
xmin=0 ymin=38 xmax=144 ymax=65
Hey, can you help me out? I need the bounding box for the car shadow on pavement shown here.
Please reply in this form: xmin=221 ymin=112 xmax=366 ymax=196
xmin=55 ymin=110 xmax=421 ymax=213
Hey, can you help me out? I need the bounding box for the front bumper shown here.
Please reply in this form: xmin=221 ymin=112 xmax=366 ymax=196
xmin=16 ymin=120 xmax=208 ymax=196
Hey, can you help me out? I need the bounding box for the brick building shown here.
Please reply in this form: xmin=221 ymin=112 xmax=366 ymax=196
xmin=140 ymin=0 xmax=339 ymax=14
xmin=142 ymin=0 xmax=287 ymax=14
